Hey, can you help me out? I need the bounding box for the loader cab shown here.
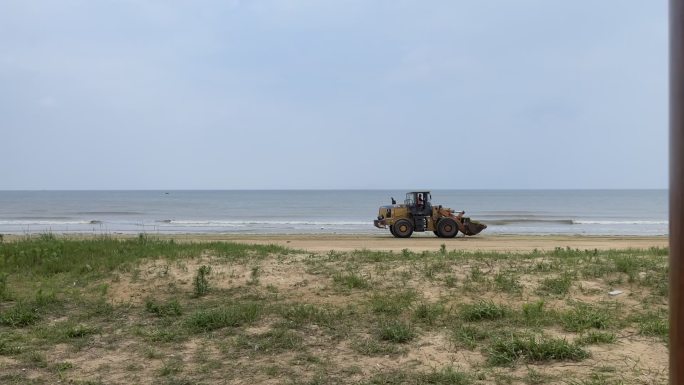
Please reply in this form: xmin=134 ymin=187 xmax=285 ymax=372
xmin=405 ymin=191 xmax=432 ymax=216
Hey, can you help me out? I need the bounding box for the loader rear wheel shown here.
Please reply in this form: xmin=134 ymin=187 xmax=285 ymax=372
xmin=437 ymin=218 xmax=458 ymax=238
xmin=393 ymin=219 xmax=414 ymax=238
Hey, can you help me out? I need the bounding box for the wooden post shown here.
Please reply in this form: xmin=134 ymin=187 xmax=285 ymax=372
xmin=672 ymin=0 xmax=684 ymax=382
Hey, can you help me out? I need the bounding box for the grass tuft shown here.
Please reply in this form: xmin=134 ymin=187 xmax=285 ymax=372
xmin=0 ymin=338 xmax=22 ymax=356
xmin=632 ymin=310 xmax=668 ymax=341
xmin=561 ymin=302 xmax=614 ymax=332
xmin=236 ymin=328 xmax=303 ymax=353
xmin=378 ymin=319 xmax=416 ymax=343
xmin=193 ymin=265 xmax=211 ymax=297
xmin=521 ymin=300 xmax=556 ymax=326
xmin=186 ymin=303 xmax=262 ymax=332
xmin=333 ymin=271 xmax=371 ymax=289
xmin=494 ymin=272 xmax=522 ymax=294
xmin=350 ymin=338 xmax=403 ymax=356
xmin=538 ymin=272 xmax=574 ymax=295
xmin=367 ymin=367 xmax=471 ymax=385
xmin=452 ymin=324 xmax=490 ymax=349
xmin=0 ymin=303 xmax=40 ymax=327
xmin=575 ymin=331 xmax=616 ymax=346
xmin=65 ymin=324 xmax=98 ymax=339
xmin=145 ymin=298 xmax=183 ymax=317
xmin=370 ymin=290 xmax=417 ymax=315
xmin=487 ymin=335 xmax=589 ymax=366
xmin=413 ymin=302 xmax=444 ymax=325
xmin=280 ymin=303 xmax=340 ymax=328
xmin=460 ymin=300 xmax=509 ymax=321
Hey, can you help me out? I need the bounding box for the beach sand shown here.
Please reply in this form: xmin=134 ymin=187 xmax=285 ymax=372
xmin=148 ymin=233 xmax=669 ymax=253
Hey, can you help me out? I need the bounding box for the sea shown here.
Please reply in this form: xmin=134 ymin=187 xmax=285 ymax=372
xmin=0 ymin=190 xmax=668 ymax=236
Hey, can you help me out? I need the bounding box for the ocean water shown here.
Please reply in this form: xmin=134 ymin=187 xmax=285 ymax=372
xmin=0 ymin=190 xmax=668 ymax=236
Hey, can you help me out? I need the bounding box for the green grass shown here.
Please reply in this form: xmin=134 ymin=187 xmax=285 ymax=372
xmin=65 ymin=324 xmax=98 ymax=339
xmin=413 ymin=302 xmax=445 ymax=325
xmin=575 ymin=331 xmax=617 ymax=346
xmin=236 ymin=327 xmax=303 ymax=354
xmin=369 ymin=290 xmax=417 ymax=315
xmin=452 ymin=324 xmax=491 ymax=349
xmin=333 ymin=271 xmax=371 ymax=289
xmin=193 ymin=265 xmax=211 ymax=297
xmin=487 ymin=335 xmax=589 ymax=366
xmin=561 ymin=302 xmax=616 ymax=332
xmin=0 ymin=302 xmax=40 ymax=327
xmin=0 ymin=337 xmax=22 ymax=356
xmin=350 ymin=338 xmax=403 ymax=356
xmin=632 ymin=310 xmax=669 ymax=341
xmin=0 ymin=235 xmax=293 ymax=278
xmin=186 ymin=303 xmax=263 ymax=332
xmin=145 ymin=298 xmax=183 ymax=317
xmin=364 ymin=367 xmax=471 ymax=385
xmin=494 ymin=272 xmax=522 ymax=294
xmin=538 ymin=272 xmax=575 ymax=295
xmin=567 ymin=372 xmax=625 ymax=385
xmin=278 ymin=303 xmax=341 ymax=328
xmin=378 ymin=319 xmax=416 ymax=343
xmin=460 ymin=300 xmax=509 ymax=321
xmin=520 ymin=300 xmax=556 ymax=326
xmin=0 ymin=273 xmax=11 ymax=300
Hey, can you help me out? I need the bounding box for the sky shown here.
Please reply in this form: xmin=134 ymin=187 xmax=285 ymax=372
xmin=0 ymin=1 xmax=668 ymax=190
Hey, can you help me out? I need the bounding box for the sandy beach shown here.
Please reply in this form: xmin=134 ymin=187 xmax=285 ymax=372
xmin=149 ymin=233 xmax=669 ymax=253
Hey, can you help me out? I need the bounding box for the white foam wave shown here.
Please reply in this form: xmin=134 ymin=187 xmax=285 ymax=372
xmin=165 ymin=220 xmax=370 ymax=227
xmin=0 ymin=220 xmax=93 ymax=225
xmin=573 ymin=220 xmax=668 ymax=225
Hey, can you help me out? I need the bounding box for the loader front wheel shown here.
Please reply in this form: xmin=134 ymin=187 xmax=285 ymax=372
xmin=389 ymin=225 xmax=396 ymax=237
xmin=437 ymin=218 xmax=458 ymax=238
xmin=393 ymin=219 xmax=414 ymax=238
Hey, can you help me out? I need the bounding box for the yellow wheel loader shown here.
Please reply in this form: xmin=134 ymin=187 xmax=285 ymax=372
xmin=373 ymin=191 xmax=487 ymax=238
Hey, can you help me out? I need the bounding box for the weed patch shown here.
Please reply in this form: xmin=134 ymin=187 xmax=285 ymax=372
xmin=452 ymin=324 xmax=490 ymax=349
xmin=521 ymin=300 xmax=556 ymax=326
xmin=0 ymin=303 xmax=40 ymax=327
xmin=370 ymin=290 xmax=417 ymax=315
xmin=186 ymin=303 xmax=262 ymax=332
xmin=145 ymin=298 xmax=183 ymax=317
xmin=333 ymin=271 xmax=371 ymax=289
xmin=487 ymin=335 xmax=589 ymax=366
xmin=378 ymin=319 xmax=416 ymax=343
xmin=236 ymin=328 xmax=303 ymax=353
xmin=632 ymin=310 xmax=668 ymax=341
xmin=460 ymin=300 xmax=509 ymax=321
xmin=538 ymin=272 xmax=574 ymax=295
xmin=350 ymin=338 xmax=403 ymax=356
xmin=562 ymin=302 xmax=615 ymax=332
xmin=494 ymin=272 xmax=522 ymax=294
xmin=193 ymin=265 xmax=211 ymax=297
xmin=413 ymin=302 xmax=444 ymax=325
xmin=366 ymin=367 xmax=471 ymax=385
xmin=576 ymin=331 xmax=616 ymax=346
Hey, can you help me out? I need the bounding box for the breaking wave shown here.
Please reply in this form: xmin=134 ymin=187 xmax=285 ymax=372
xmin=482 ymin=219 xmax=667 ymax=226
xmin=572 ymin=220 xmax=668 ymax=225
xmin=162 ymin=220 xmax=370 ymax=227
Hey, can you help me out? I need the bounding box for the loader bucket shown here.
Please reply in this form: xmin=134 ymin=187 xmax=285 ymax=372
xmin=463 ymin=220 xmax=487 ymax=236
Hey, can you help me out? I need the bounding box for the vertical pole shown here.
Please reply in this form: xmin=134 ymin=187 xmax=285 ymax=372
xmin=672 ymin=0 xmax=684 ymax=383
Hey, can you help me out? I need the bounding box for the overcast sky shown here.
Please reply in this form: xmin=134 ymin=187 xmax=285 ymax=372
xmin=0 ymin=1 xmax=668 ymax=190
